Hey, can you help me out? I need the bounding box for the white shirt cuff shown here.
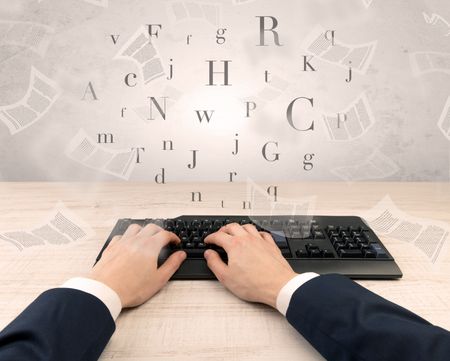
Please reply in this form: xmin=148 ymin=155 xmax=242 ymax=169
xmin=276 ymin=272 xmax=320 ymax=316
xmin=60 ymin=277 xmax=122 ymax=321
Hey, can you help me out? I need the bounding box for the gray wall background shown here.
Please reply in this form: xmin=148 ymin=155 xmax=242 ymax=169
xmin=0 ymin=0 xmax=449 ymax=182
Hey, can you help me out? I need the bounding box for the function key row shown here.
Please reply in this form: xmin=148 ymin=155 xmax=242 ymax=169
xmin=132 ymin=218 xmax=322 ymax=229
xmin=284 ymin=225 xmax=326 ymax=239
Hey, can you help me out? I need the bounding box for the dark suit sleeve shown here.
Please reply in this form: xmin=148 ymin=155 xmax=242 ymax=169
xmin=0 ymin=288 xmax=115 ymax=361
xmin=286 ymin=274 xmax=450 ymax=361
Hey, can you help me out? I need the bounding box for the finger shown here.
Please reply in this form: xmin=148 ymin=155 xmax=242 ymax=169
xmin=138 ymin=223 xmax=163 ymax=238
xmin=204 ymin=249 xmax=228 ymax=282
xmin=242 ymin=224 xmax=260 ymax=237
xmin=220 ymin=223 xmax=247 ymax=237
xmin=107 ymin=235 xmax=122 ymax=248
xmin=259 ymin=231 xmax=275 ymax=244
xmin=148 ymin=230 xmax=181 ymax=249
xmin=259 ymin=231 xmax=282 ymax=252
xmin=157 ymin=251 xmax=187 ymax=284
xmin=204 ymin=231 xmax=232 ymax=251
xmin=122 ymin=223 xmax=142 ymax=238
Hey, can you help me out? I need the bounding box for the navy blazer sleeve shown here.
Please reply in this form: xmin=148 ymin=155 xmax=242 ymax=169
xmin=286 ymin=274 xmax=450 ymax=361
xmin=0 ymin=288 xmax=115 ymax=361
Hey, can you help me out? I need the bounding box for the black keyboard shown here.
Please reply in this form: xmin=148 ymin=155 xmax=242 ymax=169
xmin=96 ymin=215 xmax=402 ymax=280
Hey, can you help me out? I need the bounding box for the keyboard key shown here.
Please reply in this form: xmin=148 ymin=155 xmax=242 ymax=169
xmin=362 ymin=231 xmax=373 ymax=242
xmin=322 ymin=249 xmax=334 ymax=258
xmin=360 ymin=244 xmax=370 ymax=251
xmin=202 ymin=220 xmax=212 ymax=227
xmin=309 ymin=249 xmax=322 ymax=257
xmin=331 ymin=236 xmax=340 ymax=246
xmin=313 ymin=230 xmax=325 ymax=239
xmin=364 ymin=250 xmax=377 ymax=258
xmin=184 ymin=249 xmax=205 ymax=258
xmin=306 ymin=243 xmax=319 ymax=252
xmin=371 ymin=243 xmax=387 ymax=257
xmin=271 ymin=219 xmax=282 ymax=227
xmin=286 ymin=219 xmax=298 ymax=227
xmin=295 ymin=249 xmax=308 ymax=258
xmin=289 ymin=230 xmax=302 ymax=238
xmin=300 ymin=225 xmax=311 ymax=238
xmin=354 ymin=236 xmax=366 ymax=245
xmin=342 ymin=236 xmax=352 ymax=244
xmin=339 ymin=249 xmax=363 ymax=258
xmin=282 ymin=227 xmax=292 ymax=237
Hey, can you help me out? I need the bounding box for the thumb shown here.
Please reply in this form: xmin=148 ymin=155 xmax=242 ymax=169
xmin=204 ymin=249 xmax=228 ymax=282
xmin=157 ymin=251 xmax=187 ymax=284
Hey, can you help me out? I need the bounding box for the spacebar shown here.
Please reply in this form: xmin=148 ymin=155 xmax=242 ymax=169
xmin=160 ymin=247 xmax=227 ymax=260
xmin=159 ymin=248 xmax=206 ymax=259
xmin=184 ymin=249 xmax=206 ymax=258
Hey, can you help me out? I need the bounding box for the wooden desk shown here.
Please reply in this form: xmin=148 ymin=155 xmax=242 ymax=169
xmin=0 ymin=182 xmax=449 ymax=361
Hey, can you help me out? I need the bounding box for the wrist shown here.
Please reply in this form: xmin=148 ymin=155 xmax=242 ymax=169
xmin=265 ymin=270 xmax=299 ymax=308
xmin=88 ymin=272 xmax=126 ymax=307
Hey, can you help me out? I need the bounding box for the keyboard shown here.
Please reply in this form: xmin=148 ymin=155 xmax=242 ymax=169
xmin=96 ymin=215 xmax=402 ymax=280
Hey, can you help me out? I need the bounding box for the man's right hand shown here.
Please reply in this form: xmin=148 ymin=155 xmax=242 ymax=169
xmin=204 ymin=223 xmax=298 ymax=308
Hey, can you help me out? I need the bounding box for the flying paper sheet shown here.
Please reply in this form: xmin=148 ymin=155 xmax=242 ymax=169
xmin=362 ymin=195 xmax=449 ymax=263
xmin=322 ymin=92 xmax=375 ymax=141
xmin=65 ymin=129 xmax=137 ymax=180
xmin=0 ymin=67 xmax=60 ymax=135
xmin=410 ymin=51 xmax=450 ymax=76
xmin=303 ymin=25 xmax=377 ymax=73
xmin=0 ymin=20 xmax=53 ymax=57
xmin=0 ymin=203 xmax=94 ymax=251
xmin=331 ymin=150 xmax=399 ymax=181
xmin=114 ymin=26 xmax=165 ymax=85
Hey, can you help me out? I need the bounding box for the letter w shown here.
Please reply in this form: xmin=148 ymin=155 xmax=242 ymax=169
xmin=195 ymin=110 xmax=215 ymax=123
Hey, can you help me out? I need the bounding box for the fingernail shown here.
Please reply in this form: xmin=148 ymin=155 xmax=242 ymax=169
xmin=204 ymin=249 xmax=210 ymax=258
